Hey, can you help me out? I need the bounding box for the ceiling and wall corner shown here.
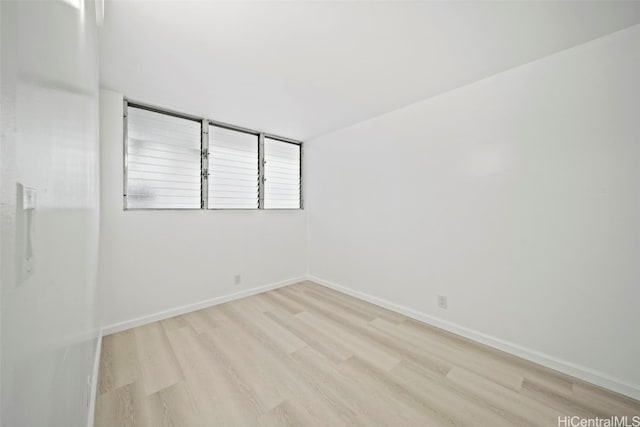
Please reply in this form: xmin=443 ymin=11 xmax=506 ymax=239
xmin=304 ymin=24 xmax=640 ymax=399
xmin=99 ymin=0 xmax=640 ymax=141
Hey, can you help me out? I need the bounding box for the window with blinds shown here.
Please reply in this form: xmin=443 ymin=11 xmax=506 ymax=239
xmin=264 ymin=138 xmax=301 ymax=209
xmin=208 ymin=126 xmax=259 ymax=209
xmin=125 ymin=106 xmax=202 ymax=209
xmin=124 ymin=101 xmax=302 ymax=210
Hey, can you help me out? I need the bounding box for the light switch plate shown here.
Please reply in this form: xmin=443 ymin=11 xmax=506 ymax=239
xmin=23 ymin=186 xmax=36 ymax=209
xmin=16 ymin=183 xmax=36 ymax=285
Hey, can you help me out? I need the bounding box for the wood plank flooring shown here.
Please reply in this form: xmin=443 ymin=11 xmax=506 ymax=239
xmin=95 ymin=281 xmax=640 ymax=426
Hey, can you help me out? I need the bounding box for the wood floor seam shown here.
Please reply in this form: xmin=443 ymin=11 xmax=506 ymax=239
xmin=95 ymin=281 xmax=640 ymax=427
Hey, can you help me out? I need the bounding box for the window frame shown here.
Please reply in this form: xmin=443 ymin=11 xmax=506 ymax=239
xmin=207 ymin=123 xmax=260 ymax=210
xmin=123 ymin=98 xmax=303 ymax=211
xmin=263 ymin=136 xmax=304 ymax=210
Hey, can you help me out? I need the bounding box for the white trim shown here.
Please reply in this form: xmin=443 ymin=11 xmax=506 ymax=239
xmin=101 ymin=277 xmax=306 ymax=336
xmin=306 ymin=275 xmax=640 ymax=401
xmin=87 ymin=331 xmax=102 ymax=427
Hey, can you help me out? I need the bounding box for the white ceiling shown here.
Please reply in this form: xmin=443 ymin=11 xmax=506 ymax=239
xmin=100 ymin=1 xmax=640 ymax=141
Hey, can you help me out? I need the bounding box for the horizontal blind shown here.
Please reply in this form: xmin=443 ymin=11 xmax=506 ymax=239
xmin=126 ymin=106 xmax=202 ymax=209
xmin=264 ymin=138 xmax=301 ymax=209
xmin=208 ymin=126 xmax=259 ymax=209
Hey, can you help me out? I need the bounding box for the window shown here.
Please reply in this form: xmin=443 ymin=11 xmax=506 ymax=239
xmin=125 ymin=106 xmax=202 ymax=209
xmin=124 ymin=101 xmax=302 ymax=210
xmin=264 ymin=138 xmax=302 ymax=209
xmin=208 ymin=126 xmax=259 ymax=209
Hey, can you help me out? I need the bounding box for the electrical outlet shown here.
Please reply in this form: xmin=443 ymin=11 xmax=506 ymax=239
xmin=234 ymin=274 xmax=241 ymax=285
xmin=438 ymin=295 xmax=448 ymax=309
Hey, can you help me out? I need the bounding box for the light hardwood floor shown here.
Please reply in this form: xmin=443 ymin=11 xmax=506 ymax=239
xmin=95 ymin=281 xmax=640 ymax=426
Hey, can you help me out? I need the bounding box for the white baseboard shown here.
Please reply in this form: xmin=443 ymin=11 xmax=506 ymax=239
xmin=87 ymin=331 xmax=102 ymax=427
xmin=306 ymin=275 xmax=640 ymax=401
xmin=101 ymin=276 xmax=306 ymax=336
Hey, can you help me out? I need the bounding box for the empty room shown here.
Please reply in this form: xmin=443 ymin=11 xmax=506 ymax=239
xmin=1 ymin=0 xmax=640 ymax=426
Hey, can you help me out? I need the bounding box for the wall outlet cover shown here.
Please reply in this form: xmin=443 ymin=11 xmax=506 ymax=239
xmin=438 ymin=295 xmax=448 ymax=309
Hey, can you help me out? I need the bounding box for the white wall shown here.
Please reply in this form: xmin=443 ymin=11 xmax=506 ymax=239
xmin=1 ymin=1 xmax=101 ymax=426
xmin=306 ymin=25 xmax=640 ymax=398
xmin=98 ymin=90 xmax=307 ymax=329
